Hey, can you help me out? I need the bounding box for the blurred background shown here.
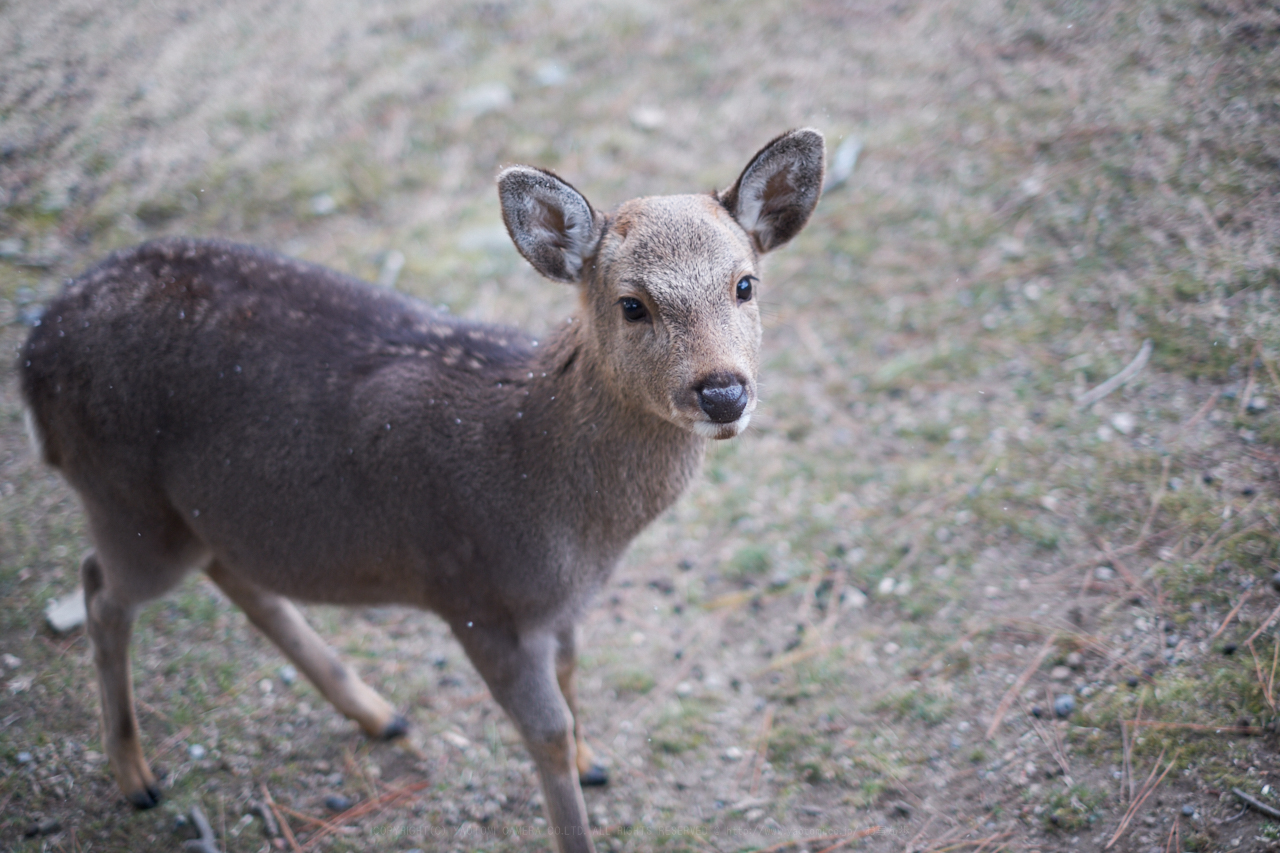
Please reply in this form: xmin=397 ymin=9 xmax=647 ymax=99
xmin=3 ymin=0 xmax=1280 ymax=850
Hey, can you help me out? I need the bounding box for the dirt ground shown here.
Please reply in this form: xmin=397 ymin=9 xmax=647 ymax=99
xmin=3 ymin=0 xmax=1280 ymax=851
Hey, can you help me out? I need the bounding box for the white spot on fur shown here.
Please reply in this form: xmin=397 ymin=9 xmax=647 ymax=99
xmin=23 ymin=408 xmax=47 ymax=464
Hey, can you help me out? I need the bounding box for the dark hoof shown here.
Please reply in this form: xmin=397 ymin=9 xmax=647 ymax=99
xmin=128 ymin=784 xmax=162 ymax=809
xmin=579 ymin=764 xmax=609 ymax=787
xmin=379 ymin=714 xmax=410 ymax=741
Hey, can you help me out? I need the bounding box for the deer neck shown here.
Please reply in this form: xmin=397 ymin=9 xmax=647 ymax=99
xmin=522 ymin=315 xmax=706 ymax=549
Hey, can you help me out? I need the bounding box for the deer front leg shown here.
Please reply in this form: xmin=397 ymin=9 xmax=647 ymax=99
xmin=205 ymin=561 xmax=407 ymax=739
xmin=555 ymin=624 xmax=608 ymax=786
xmin=458 ymin=624 xmax=595 ymax=853
xmin=82 ymin=553 xmax=162 ymax=808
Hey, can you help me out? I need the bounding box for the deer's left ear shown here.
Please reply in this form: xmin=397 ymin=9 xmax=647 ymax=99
xmin=720 ymin=128 xmax=825 ymax=254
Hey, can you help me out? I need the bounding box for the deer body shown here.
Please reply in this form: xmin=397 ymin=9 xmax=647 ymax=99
xmin=20 ymin=130 xmax=824 ymax=853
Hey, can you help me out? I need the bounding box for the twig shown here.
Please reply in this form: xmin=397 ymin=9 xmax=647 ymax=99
xmin=299 ymin=779 xmax=433 ymax=851
xmin=1106 ymin=750 xmax=1178 ymax=849
xmin=1245 ymin=598 xmax=1280 ymax=645
xmin=183 ymin=805 xmax=222 ymax=853
xmin=1177 ymin=388 xmax=1221 ymax=436
xmin=1137 ymin=457 xmax=1172 ymax=548
xmin=747 ymin=705 xmax=775 ymax=796
xmin=1128 ymin=720 xmax=1264 ymax=734
xmin=260 ymin=783 xmax=301 ymax=853
xmin=986 ymin=635 xmax=1057 ymax=738
xmin=754 ymin=829 xmax=877 ymax=853
xmin=1209 ymin=590 xmax=1254 ymax=641
xmin=1239 ymin=342 xmax=1261 ymax=416
xmin=1232 ymin=787 xmax=1280 ymax=820
xmin=902 ymin=814 xmax=938 ymax=852
xmin=1248 ymin=640 xmax=1277 ymax=712
xmin=1164 ymin=816 xmax=1180 ymax=853
xmin=1076 ymin=339 xmax=1151 ymax=408
xmin=1263 ymin=354 xmax=1280 ymax=396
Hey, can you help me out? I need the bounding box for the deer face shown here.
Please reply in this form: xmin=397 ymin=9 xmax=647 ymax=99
xmin=498 ymin=128 xmax=826 ymax=440
xmin=589 ymin=195 xmax=762 ymax=439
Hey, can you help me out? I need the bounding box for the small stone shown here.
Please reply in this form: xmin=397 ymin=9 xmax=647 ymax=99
xmin=675 ymin=681 xmax=693 ymax=698
xmin=456 ymin=82 xmax=513 ymax=117
xmin=23 ymin=818 xmax=60 ymax=838
xmin=1050 ymin=666 xmax=1071 ymax=681
xmin=878 ymin=576 xmax=896 ymax=595
xmin=1127 ymin=676 xmax=1140 ymax=688
xmin=258 ymin=678 xmax=273 ymax=694
xmin=45 ymin=587 xmax=87 ymax=633
xmin=188 ymin=743 xmax=207 ymax=760
xmin=1111 ymin=412 xmax=1136 ymax=435
xmin=1166 ymin=634 xmax=1179 ymax=647
xmin=1272 ymin=571 xmax=1280 ymax=593
xmin=1066 ymin=652 xmax=1083 ymax=669
xmin=1248 ymin=396 xmax=1268 ymax=414
xmin=1 ymin=653 xmax=20 ymax=669
xmin=16 ymin=751 xmax=33 ymax=764
xmin=890 ymin=801 xmax=913 ymax=818
xmin=1182 ymin=804 xmax=1195 ymax=816
xmin=722 ymin=746 xmax=744 ymax=762
xmin=629 ymin=106 xmax=666 ymax=131
xmin=1053 ymin=694 xmax=1075 ymax=718
xmin=278 ymin=665 xmax=298 ymax=686
xmin=1030 ymin=705 xmax=1043 ymax=718
xmin=324 ymin=794 xmax=353 ymax=813
xmin=309 ymin=193 xmax=337 ymax=216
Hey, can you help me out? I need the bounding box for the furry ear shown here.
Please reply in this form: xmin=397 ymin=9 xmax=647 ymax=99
xmin=498 ymin=166 xmax=602 ymax=282
xmin=720 ymin=128 xmax=825 ymax=254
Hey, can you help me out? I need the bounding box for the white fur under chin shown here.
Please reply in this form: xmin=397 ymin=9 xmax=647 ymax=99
xmin=693 ymin=412 xmax=752 ymax=440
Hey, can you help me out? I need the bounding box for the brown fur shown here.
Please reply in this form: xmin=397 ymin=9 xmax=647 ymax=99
xmin=20 ymin=128 xmax=824 ymax=853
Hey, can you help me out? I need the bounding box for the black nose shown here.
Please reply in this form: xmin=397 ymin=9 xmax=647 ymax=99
xmin=697 ymin=375 xmax=748 ymax=424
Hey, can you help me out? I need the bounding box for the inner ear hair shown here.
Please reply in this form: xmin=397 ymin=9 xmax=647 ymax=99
xmin=498 ymin=166 xmax=600 ymax=283
xmin=722 ymin=128 xmax=825 ymax=254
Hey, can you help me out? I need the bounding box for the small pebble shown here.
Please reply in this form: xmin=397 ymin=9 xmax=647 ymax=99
xmin=1182 ymin=804 xmax=1195 ymax=816
xmin=1030 ymin=705 xmax=1043 ymax=718
xmin=1127 ymin=676 xmax=1140 ymax=688
xmin=324 ymin=794 xmax=353 ymax=813
xmin=1166 ymin=635 xmax=1179 ymax=648
xmin=23 ymin=818 xmax=60 ymax=838
xmin=16 ymin=751 xmax=32 ymax=764
xmin=188 ymin=743 xmax=206 ymax=760
xmin=279 ymin=664 xmax=298 ymax=686
xmin=1272 ymin=572 xmax=1280 ymax=593
xmin=1066 ymin=651 xmax=1083 ymax=668
xmin=1053 ymin=694 xmax=1075 ymax=718
xmin=1050 ymin=665 xmax=1071 ymax=681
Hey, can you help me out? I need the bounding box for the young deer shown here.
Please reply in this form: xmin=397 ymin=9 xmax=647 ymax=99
xmin=20 ymin=129 xmax=824 ymax=852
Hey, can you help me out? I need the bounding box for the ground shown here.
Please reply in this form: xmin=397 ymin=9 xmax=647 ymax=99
xmin=3 ymin=0 xmax=1280 ymax=851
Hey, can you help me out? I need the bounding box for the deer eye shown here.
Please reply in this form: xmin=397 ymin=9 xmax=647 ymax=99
xmin=736 ymin=276 xmax=755 ymax=303
xmin=619 ymin=297 xmax=649 ymax=322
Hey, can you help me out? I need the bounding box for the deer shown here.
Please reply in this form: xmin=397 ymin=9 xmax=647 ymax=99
xmin=19 ymin=128 xmax=825 ymax=852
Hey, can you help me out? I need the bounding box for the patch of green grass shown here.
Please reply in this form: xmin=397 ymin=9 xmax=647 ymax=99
xmin=1041 ymin=784 xmax=1105 ymax=832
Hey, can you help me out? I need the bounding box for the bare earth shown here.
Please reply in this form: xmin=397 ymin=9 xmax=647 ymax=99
xmin=3 ymin=1 xmax=1280 ymax=851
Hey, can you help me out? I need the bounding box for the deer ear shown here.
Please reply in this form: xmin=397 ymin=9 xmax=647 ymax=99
xmin=720 ymin=128 xmax=825 ymax=254
xmin=498 ymin=166 xmax=602 ymax=283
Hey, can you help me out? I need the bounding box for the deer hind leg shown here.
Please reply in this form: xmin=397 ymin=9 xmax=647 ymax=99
xmin=204 ymin=561 xmax=406 ymax=739
xmin=555 ymin=624 xmax=608 ymax=786
xmin=458 ymin=624 xmax=595 ymax=853
xmin=81 ymin=552 xmax=161 ymax=808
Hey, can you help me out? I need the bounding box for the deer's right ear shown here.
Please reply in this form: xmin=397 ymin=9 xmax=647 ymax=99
xmin=498 ymin=166 xmax=602 ymax=283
